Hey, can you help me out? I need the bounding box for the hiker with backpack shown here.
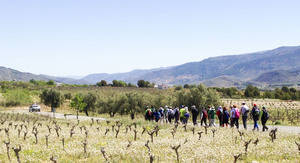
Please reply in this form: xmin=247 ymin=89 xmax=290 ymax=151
xmin=208 ymin=106 xmax=216 ymax=127
xmin=184 ymin=107 xmax=190 ymax=124
xmin=240 ymin=102 xmax=250 ymax=130
xmin=261 ymin=107 xmax=269 ymax=132
xmin=150 ymin=106 xmax=155 ymax=121
xmin=201 ymin=107 xmax=208 ymax=126
xmin=153 ymin=108 xmax=161 ymax=122
xmin=167 ymin=107 xmax=175 ymax=123
xmin=145 ymin=106 xmax=152 ymax=121
xmin=158 ymin=107 xmax=164 ymax=122
xmin=191 ymin=105 xmax=199 ymax=125
xmin=216 ymin=106 xmax=223 ymax=127
xmin=230 ymin=106 xmax=235 ymax=127
xmin=180 ymin=106 xmax=187 ymax=124
xmin=174 ymin=107 xmax=180 ymax=124
xmin=230 ymin=105 xmax=239 ymax=129
xmin=251 ymin=104 xmax=260 ymax=131
xmin=164 ymin=105 xmax=169 ymax=123
xmin=222 ymin=107 xmax=230 ymax=127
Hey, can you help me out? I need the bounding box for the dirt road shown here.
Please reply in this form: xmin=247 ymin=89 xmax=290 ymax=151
xmin=2 ymin=109 xmax=300 ymax=134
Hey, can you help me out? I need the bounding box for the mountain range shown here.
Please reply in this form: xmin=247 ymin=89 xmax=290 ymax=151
xmin=1 ymin=45 xmax=300 ymax=88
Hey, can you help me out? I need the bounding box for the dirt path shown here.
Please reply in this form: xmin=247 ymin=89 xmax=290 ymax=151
xmin=2 ymin=109 xmax=300 ymax=134
xmin=35 ymin=111 xmax=106 ymax=121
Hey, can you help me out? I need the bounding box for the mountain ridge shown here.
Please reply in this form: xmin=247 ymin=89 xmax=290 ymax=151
xmin=1 ymin=45 xmax=300 ymax=88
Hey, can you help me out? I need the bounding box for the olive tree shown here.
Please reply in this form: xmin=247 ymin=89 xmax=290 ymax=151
xmin=175 ymin=84 xmax=221 ymax=109
xmin=40 ymin=89 xmax=62 ymax=114
xmin=70 ymin=94 xmax=87 ymax=118
xmin=83 ymin=93 xmax=97 ymax=116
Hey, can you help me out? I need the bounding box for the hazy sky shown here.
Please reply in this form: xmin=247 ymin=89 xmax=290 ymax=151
xmin=1 ymin=0 xmax=300 ymax=77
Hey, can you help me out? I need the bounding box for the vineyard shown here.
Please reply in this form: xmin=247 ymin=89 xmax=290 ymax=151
xmin=0 ymin=112 xmax=299 ymax=162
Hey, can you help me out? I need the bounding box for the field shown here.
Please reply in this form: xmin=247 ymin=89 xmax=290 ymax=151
xmin=1 ymin=84 xmax=300 ymax=162
xmin=0 ymin=111 xmax=299 ymax=162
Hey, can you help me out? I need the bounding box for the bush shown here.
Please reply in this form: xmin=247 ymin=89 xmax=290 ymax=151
xmin=2 ymin=89 xmax=33 ymax=106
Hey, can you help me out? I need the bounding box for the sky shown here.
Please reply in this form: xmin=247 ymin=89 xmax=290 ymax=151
xmin=1 ymin=0 xmax=300 ymax=77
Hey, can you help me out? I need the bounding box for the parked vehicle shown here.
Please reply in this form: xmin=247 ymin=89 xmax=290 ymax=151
xmin=29 ymin=104 xmax=41 ymax=112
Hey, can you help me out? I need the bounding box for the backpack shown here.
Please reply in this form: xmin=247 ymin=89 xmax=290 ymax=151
xmin=147 ymin=110 xmax=152 ymax=116
xmin=216 ymin=110 xmax=220 ymax=116
xmin=184 ymin=112 xmax=190 ymax=118
xmin=168 ymin=109 xmax=175 ymax=118
xmin=224 ymin=111 xmax=230 ymax=119
xmin=264 ymin=110 xmax=269 ymax=120
xmin=235 ymin=108 xmax=240 ymax=118
xmin=254 ymin=108 xmax=260 ymax=117
xmin=203 ymin=110 xmax=208 ymax=118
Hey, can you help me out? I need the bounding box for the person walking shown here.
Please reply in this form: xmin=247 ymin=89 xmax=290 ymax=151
xmin=261 ymin=107 xmax=269 ymax=132
xmin=201 ymin=107 xmax=208 ymax=126
xmin=167 ymin=108 xmax=175 ymax=123
xmin=240 ymin=102 xmax=250 ymax=130
xmin=145 ymin=106 xmax=152 ymax=121
xmin=216 ymin=106 xmax=223 ymax=127
xmin=233 ymin=105 xmax=240 ymax=129
xmin=180 ymin=106 xmax=187 ymax=124
xmin=230 ymin=106 xmax=235 ymax=127
xmin=208 ymin=106 xmax=216 ymax=127
xmin=222 ymin=107 xmax=230 ymax=127
xmin=191 ymin=105 xmax=199 ymax=125
xmin=174 ymin=107 xmax=180 ymax=124
xmin=230 ymin=105 xmax=239 ymax=129
xmin=251 ymin=104 xmax=260 ymax=131
xmin=184 ymin=107 xmax=190 ymax=124
xmin=153 ymin=109 xmax=161 ymax=122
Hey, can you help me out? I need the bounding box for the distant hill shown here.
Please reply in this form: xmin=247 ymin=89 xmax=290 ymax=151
xmin=81 ymin=45 xmax=300 ymax=87
xmin=82 ymin=67 xmax=170 ymax=84
xmin=0 ymin=66 xmax=88 ymax=84
xmin=254 ymin=68 xmax=300 ymax=84
xmin=1 ymin=45 xmax=300 ymax=88
xmin=0 ymin=67 xmax=47 ymax=81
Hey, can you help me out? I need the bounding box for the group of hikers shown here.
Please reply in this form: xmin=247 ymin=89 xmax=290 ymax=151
xmin=145 ymin=102 xmax=270 ymax=131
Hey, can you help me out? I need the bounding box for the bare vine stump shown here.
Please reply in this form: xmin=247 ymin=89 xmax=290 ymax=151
xmin=105 ymin=128 xmax=110 ymax=136
xmin=147 ymin=130 xmax=155 ymax=143
xmin=171 ymin=144 xmax=181 ymax=162
xmin=211 ymin=129 xmax=216 ymax=138
xmin=45 ymin=135 xmax=49 ymax=148
xmin=269 ymin=128 xmax=278 ymax=142
xmin=244 ymin=139 xmax=252 ymax=154
xmin=142 ymin=127 xmax=146 ymax=135
xmin=101 ymin=147 xmax=108 ymax=161
xmin=127 ymin=140 xmax=132 ymax=149
xmin=82 ymin=139 xmax=87 ymax=155
xmin=233 ymin=153 xmax=241 ymax=163
xmin=12 ymin=145 xmax=22 ymax=163
xmin=133 ymin=129 xmax=138 ymax=141
xmin=4 ymin=140 xmax=10 ymax=161
xmin=197 ymin=131 xmax=203 ymax=140
xmin=191 ymin=127 xmax=195 ymax=135
xmin=253 ymin=138 xmax=259 ymax=146
xmin=50 ymin=155 xmax=57 ymax=163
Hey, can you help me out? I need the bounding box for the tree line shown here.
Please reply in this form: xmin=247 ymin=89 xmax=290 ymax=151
xmin=40 ymin=84 xmax=221 ymax=119
xmin=211 ymin=85 xmax=300 ymax=100
xmin=96 ymin=80 xmax=155 ymax=88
